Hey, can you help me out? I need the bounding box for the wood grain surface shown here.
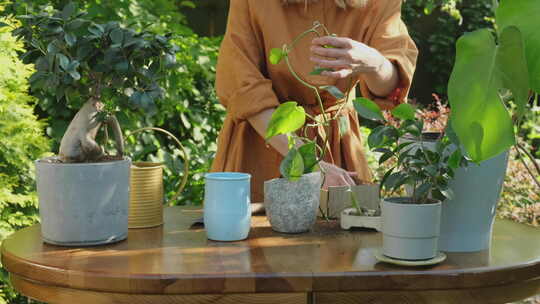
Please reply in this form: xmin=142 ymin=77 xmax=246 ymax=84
xmin=2 ymin=206 xmax=540 ymax=297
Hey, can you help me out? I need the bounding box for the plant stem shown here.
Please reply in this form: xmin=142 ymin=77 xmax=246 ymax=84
xmin=283 ymin=24 xmax=332 ymax=163
xmin=514 ymin=145 xmax=540 ymax=189
xmin=516 ymin=142 xmax=540 ymax=176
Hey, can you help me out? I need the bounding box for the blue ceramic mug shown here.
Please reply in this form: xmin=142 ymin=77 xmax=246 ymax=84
xmin=204 ymin=172 xmax=251 ymax=241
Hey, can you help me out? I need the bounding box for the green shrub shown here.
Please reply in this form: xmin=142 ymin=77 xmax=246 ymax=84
xmin=0 ymin=15 xmax=50 ymax=304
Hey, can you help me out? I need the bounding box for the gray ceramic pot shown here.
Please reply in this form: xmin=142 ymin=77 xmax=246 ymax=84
xmin=264 ymin=172 xmax=322 ymax=233
xmin=382 ymin=198 xmax=442 ymax=260
xmin=36 ymin=157 xmax=130 ymax=246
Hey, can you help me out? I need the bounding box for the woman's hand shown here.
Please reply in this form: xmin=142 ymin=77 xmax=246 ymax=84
xmin=310 ymin=36 xmax=399 ymax=97
xmin=319 ymin=160 xmax=357 ymax=190
xmin=311 ymin=36 xmax=386 ymax=78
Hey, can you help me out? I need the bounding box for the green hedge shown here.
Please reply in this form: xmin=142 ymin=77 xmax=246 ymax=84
xmin=0 ymin=15 xmax=50 ymax=304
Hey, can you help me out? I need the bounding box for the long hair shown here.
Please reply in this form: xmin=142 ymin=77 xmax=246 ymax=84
xmin=282 ymin=0 xmax=368 ymax=9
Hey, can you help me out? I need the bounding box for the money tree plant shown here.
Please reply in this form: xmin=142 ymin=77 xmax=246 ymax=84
xmin=10 ymin=2 xmax=178 ymax=163
xmin=265 ymin=21 xmax=371 ymax=181
xmin=354 ymin=99 xmax=468 ymax=204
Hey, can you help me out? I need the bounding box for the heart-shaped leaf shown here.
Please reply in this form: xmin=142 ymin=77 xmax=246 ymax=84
xmin=269 ymin=48 xmax=284 ymax=65
xmin=266 ymin=102 xmax=306 ymax=139
xmin=280 ymin=148 xmax=304 ymax=181
xmin=298 ymin=142 xmax=318 ymax=173
xmin=448 ymin=28 xmax=517 ymax=163
xmin=497 ymin=0 xmax=540 ymax=93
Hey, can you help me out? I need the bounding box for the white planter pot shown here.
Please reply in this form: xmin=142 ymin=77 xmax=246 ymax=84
xmin=440 ymin=151 xmax=509 ymax=252
xmin=264 ymin=172 xmax=322 ymax=233
xmin=381 ymin=198 xmax=442 ymax=260
xmin=36 ymin=157 xmax=130 ymax=246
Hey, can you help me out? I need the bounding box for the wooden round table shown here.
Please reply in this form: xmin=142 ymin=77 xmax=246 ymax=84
xmin=2 ymin=206 xmax=539 ymax=304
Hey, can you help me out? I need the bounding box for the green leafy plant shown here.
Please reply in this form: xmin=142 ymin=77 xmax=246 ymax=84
xmin=8 ymin=2 xmax=178 ymax=163
xmin=264 ymin=22 xmax=355 ymax=181
xmin=355 ymin=100 xmax=467 ymax=203
xmin=0 ymin=13 xmax=50 ymax=304
xmin=448 ymin=0 xmax=540 ymax=190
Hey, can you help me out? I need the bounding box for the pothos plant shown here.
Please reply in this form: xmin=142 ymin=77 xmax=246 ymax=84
xmin=264 ymin=21 xmax=372 ymax=181
xmin=10 ymin=2 xmax=178 ymax=163
xmin=354 ymin=99 xmax=468 ymax=204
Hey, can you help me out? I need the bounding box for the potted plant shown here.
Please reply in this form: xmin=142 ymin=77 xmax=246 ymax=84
xmin=12 ymin=3 xmax=178 ymax=245
xmin=340 ymin=186 xmax=381 ymax=231
xmin=443 ymin=0 xmax=540 ymax=252
xmin=355 ymin=99 xmax=466 ymax=260
xmin=263 ymin=22 xmax=359 ymax=233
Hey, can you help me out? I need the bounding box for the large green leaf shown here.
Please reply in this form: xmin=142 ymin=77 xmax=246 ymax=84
xmin=448 ymin=29 xmax=516 ymax=163
xmin=280 ymin=148 xmax=304 ymax=181
xmin=265 ymin=101 xmax=305 ymax=139
xmin=497 ymin=0 xmax=540 ymax=93
xmin=496 ymin=26 xmax=530 ymax=120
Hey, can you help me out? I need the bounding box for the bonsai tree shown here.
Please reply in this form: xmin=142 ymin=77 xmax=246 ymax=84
xmin=10 ymin=3 xmax=178 ymax=163
xmin=448 ymin=0 xmax=539 ymax=188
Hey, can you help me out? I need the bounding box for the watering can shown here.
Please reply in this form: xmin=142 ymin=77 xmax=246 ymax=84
xmin=127 ymin=127 xmax=189 ymax=228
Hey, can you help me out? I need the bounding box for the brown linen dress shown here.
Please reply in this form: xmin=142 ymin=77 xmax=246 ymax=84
xmin=211 ymin=0 xmax=418 ymax=203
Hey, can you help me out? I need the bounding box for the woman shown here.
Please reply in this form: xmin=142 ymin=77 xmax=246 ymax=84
xmin=211 ymin=0 xmax=418 ymax=204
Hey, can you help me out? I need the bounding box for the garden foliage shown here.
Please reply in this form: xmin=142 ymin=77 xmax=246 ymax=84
xmin=403 ymin=0 xmax=495 ymax=100
xmin=0 ymin=15 xmax=50 ymax=304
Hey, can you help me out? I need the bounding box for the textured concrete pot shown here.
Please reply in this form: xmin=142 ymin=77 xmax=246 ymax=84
xmin=36 ymin=157 xmax=130 ymax=246
xmin=382 ymin=198 xmax=442 ymax=260
xmin=440 ymin=151 xmax=509 ymax=252
xmin=264 ymin=172 xmax=322 ymax=233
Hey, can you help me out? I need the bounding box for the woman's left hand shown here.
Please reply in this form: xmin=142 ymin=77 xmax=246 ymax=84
xmin=310 ymin=36 xmax=386 ymax=79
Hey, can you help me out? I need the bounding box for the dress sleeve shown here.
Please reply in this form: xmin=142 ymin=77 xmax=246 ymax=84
xmin=359 ymin=0 xmax=419 ymax=110
xmin=215 ymin=0 xmax=280 ymax=121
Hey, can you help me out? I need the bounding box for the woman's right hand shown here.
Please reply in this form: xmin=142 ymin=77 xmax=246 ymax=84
xmin=319 ymin=161 xmax=357 ymax=190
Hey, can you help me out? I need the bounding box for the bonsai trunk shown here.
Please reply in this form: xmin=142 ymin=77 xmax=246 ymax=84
xmin=59 ymin=98 xmax=124 ymax=163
